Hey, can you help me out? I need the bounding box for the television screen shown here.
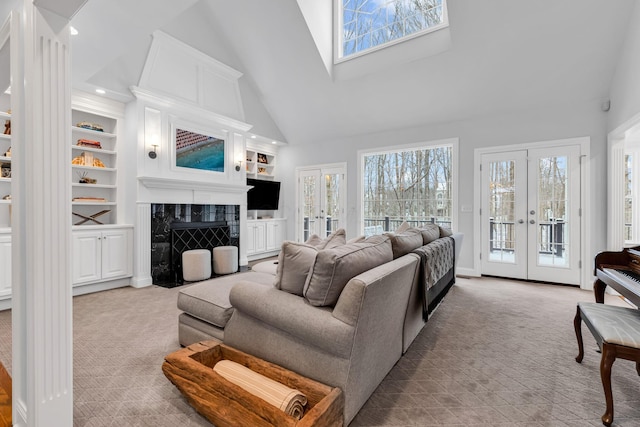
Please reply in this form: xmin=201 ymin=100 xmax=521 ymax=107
xmin=247 ymin=178 xmax=281 ymax=210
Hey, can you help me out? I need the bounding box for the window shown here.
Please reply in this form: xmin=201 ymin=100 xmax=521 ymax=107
xmin=360 ymin=140 xmax=456 ymax=235
xmin=625 ymin=153 xmax=633 ymax=242
xmin=339 ymin=0 xmax=448 ymax=60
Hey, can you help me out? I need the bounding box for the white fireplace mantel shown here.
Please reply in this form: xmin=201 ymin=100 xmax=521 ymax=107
xmin=138 ymin=176 xmax=250 ymax=194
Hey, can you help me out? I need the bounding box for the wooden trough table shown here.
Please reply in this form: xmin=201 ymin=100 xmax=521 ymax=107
xmin=162 ymin=340 xmax=344 ymax=427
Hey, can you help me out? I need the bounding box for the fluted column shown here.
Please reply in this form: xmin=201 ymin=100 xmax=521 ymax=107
xmin=12 ymin=2 xmax=73 ymax=425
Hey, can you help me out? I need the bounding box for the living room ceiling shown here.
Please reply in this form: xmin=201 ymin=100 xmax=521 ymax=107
xmin=67 ymin=0 xmax=637 ymax=145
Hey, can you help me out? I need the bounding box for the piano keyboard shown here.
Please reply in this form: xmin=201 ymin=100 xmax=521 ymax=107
xmin=615 ymin=268 xmax=640 ymax=284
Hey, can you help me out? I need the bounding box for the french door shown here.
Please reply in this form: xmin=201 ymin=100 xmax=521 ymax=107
xmin=481 ymin=145 xmax=581 ymax=285
xmin=297 ymin=165 xmax=346 ymax=241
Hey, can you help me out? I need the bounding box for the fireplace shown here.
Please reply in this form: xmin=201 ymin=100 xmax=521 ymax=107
xmin=151 ymin=203 xmax=240 ymax=287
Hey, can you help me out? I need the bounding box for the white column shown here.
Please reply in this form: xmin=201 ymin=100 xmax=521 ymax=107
xmin=12 ymin=2 xmax=73 ymax=425
xmin=132 ymin=202 xmax=152 ymax=288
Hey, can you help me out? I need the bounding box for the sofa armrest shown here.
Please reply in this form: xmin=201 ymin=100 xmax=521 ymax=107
xmin=451 ymin=232 xmax=463 ymax=274
xmin=229 ymin=281 xmax=355 ymax=358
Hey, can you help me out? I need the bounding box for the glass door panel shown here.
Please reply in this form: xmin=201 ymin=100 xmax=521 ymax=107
xmin=481 ymin=151 xmax=527 ymax=280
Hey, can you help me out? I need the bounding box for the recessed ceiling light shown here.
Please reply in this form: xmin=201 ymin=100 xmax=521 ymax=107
xmin=95 ymin=88 xmax=106 ymax=95
xmin=70 ymin=26 xmax=78 ymax=36
xmin=271 ymin=141 xmax=277 ymax=144
xmin=4 ymin=87 xmax=10 ymax=95
xmin=250 ymin=135 xmax=256 ymax=139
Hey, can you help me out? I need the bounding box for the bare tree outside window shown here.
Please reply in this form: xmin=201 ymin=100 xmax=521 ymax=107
xmin=363 ymin=145 xmax=452 ymax=234
xmin=341 ymin=0 xmax=446 ymax=58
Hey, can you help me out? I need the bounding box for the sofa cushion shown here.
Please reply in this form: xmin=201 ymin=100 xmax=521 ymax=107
xmin=303 ymin=235 xmax=393 ymax=307
xmin=273 ymin=241 xmax=318 ymax=296
xmin=305 ymin=228 xmax=346 ymax=249
xmin=386 ymin=228 xmax=424 ymax=259
xmin=347 ymin=235 xmax=365 ymax=244
xmin=419 ymin=224 xmax=440 ymax=245
xmin=177 ymin=271 xmax=275 ymax=328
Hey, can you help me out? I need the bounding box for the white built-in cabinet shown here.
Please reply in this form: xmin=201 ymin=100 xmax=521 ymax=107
xmin=71 ymin=226 xmax=133 ymax=285
xmin=266 ymin=219 xmax=285 ymax=252
xmin=247 ymin=218 xmax=286 ymax=259
xmin=0 ymin=232 xmax=10 ymax=301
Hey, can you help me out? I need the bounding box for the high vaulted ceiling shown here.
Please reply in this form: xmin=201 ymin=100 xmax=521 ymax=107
xmin=67 ymin=0 xmax=636 ymax=145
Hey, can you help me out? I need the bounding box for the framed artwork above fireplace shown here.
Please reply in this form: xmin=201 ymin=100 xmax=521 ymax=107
xmin=171 ymin=121 xmax=227 ymax=174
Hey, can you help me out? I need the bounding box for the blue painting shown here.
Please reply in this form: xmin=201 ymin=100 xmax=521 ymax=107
xmin=175 ymin=128 xmax=225 ymax=172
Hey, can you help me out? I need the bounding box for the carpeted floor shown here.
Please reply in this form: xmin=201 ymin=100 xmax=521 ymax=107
xmin=0 ymin=276 xmax=639 ymax=426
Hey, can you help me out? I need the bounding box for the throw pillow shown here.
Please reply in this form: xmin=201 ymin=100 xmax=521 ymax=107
xmin=419 ymin=224 xmax=440 ymax=245
xmin=396 ymin=220 xmax=410 ymax=233
xmin=347 ymin=235 xmax=366 ymax=244
xmin=305 ymin=228 xmax=346 ymax=249
xmin=273 ymin=241 xmax=318 ymax=296
xmin=386 ymin=228 xmax=424 ymax=259
xmin=439 ymin=226 xmax=453 ymax=237
xmin=303 ymin=235 xmax=393 ymax=307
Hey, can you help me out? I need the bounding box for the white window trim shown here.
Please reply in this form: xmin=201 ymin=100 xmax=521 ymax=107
xmin=473 ymin=137 xmax=591 ymax=288
xmin=357 ymin=137 xmax=459 ymax=236
xmin=608 ymin=111 xmax=640 ymax=249
xmin=334 ymin=0 xmax=449 ymax=64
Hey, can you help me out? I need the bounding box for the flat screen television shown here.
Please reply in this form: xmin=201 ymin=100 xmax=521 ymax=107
xmin=247 ymin=178 xmax=281 ymax=210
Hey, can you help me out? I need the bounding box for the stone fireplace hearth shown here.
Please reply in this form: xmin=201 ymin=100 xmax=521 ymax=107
xmin=151 ymin=203 xmax=239 ymax=287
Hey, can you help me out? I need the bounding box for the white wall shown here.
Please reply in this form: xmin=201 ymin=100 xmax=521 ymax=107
xmin=279 ymin=100 xmax=609 ymax=273
xmin=608 ymin=0 xmax=640 ymax=132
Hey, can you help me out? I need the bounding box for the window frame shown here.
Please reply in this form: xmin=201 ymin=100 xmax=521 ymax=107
xmin=334 ymin=0 xmax=450 ymax=63
xmin=357 ymin=137 xmax=459 ymax=236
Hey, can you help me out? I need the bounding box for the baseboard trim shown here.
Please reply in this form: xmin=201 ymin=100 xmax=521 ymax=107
xmin=456 ymin=267 xmax=479 ymax=278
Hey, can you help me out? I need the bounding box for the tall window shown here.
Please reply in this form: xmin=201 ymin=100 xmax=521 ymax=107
xmin=625 ymin=153 xmax=634 ymax=242
xmin=339 ymin=0 xmax=448 ymax=59
xmin=361 ymin=141 xmax=455 ymax=235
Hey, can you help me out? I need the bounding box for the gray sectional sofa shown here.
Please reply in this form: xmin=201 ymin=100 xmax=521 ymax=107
xmin=176 ymin=225 xmax=463 ymax=425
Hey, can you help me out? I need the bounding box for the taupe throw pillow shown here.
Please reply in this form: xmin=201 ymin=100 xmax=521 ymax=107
xmin=273 ymin=241 xmax=318 ymax=296
xmin=386 ymin=228 xmax=424 ymax=259
xmin=305 ymin=228 xmax=346 ymax=249
xmin=420 ymin=224 xmax=440 ymax=245
xmin=439 ymin=226 xmax=453 ymax=237
xmin=303 ymin=235 xmax=393 ymax=307
xmin=396 ymin=220 xmax=410 ymax=233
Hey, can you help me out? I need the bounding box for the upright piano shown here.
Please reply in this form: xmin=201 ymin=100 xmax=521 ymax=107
xmin=594 ymin=246 xmax=640 ymax=307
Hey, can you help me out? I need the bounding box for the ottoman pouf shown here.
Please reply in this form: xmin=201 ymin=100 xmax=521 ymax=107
xmin=182 ymin=249 xmax=212 ymax=282
xmin=213 ymin=246 xmax=238 ymax=275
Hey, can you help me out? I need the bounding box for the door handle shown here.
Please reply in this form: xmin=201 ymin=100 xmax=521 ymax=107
xmin=518 ymin=219 xmax=524 ymax=224
xmin=529 ymin=219 xmax=536 ymax=224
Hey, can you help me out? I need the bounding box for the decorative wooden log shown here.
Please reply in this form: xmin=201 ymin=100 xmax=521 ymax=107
xmin=162 ymin=340 xmax=343 ymax=427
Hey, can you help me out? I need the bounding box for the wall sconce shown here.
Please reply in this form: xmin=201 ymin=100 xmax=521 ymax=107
xmin=235 ymin=160 xmax=243 ymax=172
xmin=148 ymin=144 xmax=158 ymax=159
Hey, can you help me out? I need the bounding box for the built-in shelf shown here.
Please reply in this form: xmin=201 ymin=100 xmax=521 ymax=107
xmin=0 ymin=178 xmax=10 ymax=183
xmin=72 ymin=201 xmax=117 ymax=206
xmin=0 ymin=111 xmax=10 ymax=119
xmin=0 ymin=135 xmax=9 ymax=142
xmin=0 ymin=200 xmax=10 ymax=205
xmin=71 ymin=126 xmax=116 ymax=139
xmin=71 ymin=146 xmax=116 ymax=156
xmin=72 ymin=165 xmax=116 ymax=172
xmin=0 ymin=156 xmax=11 ymax=162
xmin=72 ymin=183 xmax=117 ymax=189
xmin=71 ymin=99 xmax=122 ymax=227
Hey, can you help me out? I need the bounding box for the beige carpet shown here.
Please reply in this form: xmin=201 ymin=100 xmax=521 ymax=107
xmin=0 ymin=277 xmax=639 ymax=426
